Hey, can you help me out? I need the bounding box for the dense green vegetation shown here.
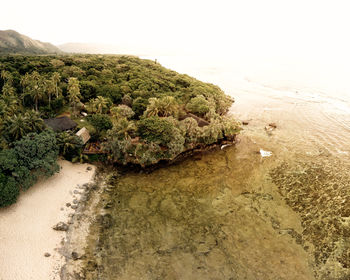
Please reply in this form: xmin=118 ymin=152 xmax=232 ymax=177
xmin=0 ymin=54 xmax=240 ymax=206
xmin=0 ymin=130 xmax=59 ymax=207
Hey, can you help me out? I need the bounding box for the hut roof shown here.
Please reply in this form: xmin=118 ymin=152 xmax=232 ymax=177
xmin=76 ymin=127 xmax=91 ymax=144
xmin=44 ymin=116 xmax=77 ymax=132
xmin=179 ymin=113 xmax=210 ymax=127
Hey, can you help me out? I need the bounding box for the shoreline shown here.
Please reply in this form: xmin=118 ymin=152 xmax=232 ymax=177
xmin=0 ymin=160 xmax=96 ymax=280
xmin=59 ymin=167 xmax=108 ymax=280
xmin=0 ymin=140 xmax=241 ymax=280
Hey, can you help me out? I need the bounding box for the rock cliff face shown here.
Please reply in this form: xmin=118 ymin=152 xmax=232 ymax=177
xmin=0 ymin=30 xmax=62 ymax=54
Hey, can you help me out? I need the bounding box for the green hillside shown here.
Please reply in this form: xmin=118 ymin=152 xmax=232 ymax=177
xmin=0 ymin=30 xmax=62 ymax=55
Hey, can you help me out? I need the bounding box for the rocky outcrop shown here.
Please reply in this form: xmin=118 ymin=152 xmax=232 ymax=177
xmin=53 ymin=222 xmax=69 ymax=231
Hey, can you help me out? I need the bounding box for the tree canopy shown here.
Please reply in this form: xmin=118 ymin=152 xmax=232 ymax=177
xmin=0 ymin=130 xmax=59 ymax=207
xmin=0 ymin=54 xmax=241 ymax=206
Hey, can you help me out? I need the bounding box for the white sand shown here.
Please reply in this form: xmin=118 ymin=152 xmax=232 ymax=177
xmin=0 ymin=160 xmax=96 ymax=280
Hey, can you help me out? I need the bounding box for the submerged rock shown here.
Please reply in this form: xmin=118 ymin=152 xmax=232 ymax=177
xmin=97 ymin=214 xmax=113 ymax=229
xmin=52 ymin=222 xmax=69 ymax=231
xmin=104 ymin=202 xmax=113 ymax=209
xmin=265 ymin=123 xmax=277 ymax=134
xmin=71 ymin=251 xmax=81 ymax=260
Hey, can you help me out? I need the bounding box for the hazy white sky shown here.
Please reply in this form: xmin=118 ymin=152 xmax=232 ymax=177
xmin=2 ymin=0 xmax=350 ymax=57
xmin=2 ymin=0 xmax=350 ymax=93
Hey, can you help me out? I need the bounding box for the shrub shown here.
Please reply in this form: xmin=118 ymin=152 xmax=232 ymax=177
xmin=87 ymin=114 xmax=112 ymax=134
xmin=179 ymin=117 xmax=201 ymax=147
xmin=121 ymin=94 xmax=133 ymax=106
xmin=132 ymin=97 xmax=149 ymax=118
xmin=0 ymin=129 xmax=60 ymax=207
xmin=137 ymin=116 xmax=176 ymax=146
xmin=97 ymin=84 xmax=122 ymax=104
xmin=80 ymin=80 xmax=98 ymax=102
xmin=216 ymin=95 xmax=234 ymax=115
xmin=135 ymin=142 xmax=162 ymax=166
xmin=221 ymin=117 xmax=241 ymax=138
xmin=13 ymin=130 xmax=58 ymax=171
xmin=103 ymin=135 xmax=133 ymax=164
xmin=110 ymin=104 xmax=135 ymax=119
xmin=56 ymin=131 xmax=84 ymax=161
xmin=200 ymin=119 xmax=224 ymax=145
xmin=137 ymin=116 xmax=185 ymax=158
xmin=111 ymin=118 xmax=136 ymax=139
xmin=186 ymin=95 xmax=210 ymax=116
xmin=0 ymin=174 xmax=19 ymax=207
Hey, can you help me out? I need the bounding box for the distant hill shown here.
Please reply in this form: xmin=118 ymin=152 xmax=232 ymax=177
xmin=0 ymin=30 xmax=63 ymax=55
xmin=58 ymin=42 xmax=119 ymax=54
xmin=58 ymin=42 xmax=153 ymax=56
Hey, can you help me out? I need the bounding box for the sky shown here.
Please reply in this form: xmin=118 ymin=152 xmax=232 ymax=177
xmin=2 ymin=0 xmax=350 ymax=56
xmin=2 ymin=0 xmax=350 ymax=94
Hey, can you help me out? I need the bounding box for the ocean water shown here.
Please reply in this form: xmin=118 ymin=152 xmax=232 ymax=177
xmin=78 ymin=55 xmax=350 ymax=280
xmin=144 ymin=54 xmax=350 ymax=156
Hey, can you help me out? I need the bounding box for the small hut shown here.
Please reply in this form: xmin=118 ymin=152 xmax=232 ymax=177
xmin=44 ymin=116 xmax=77 ymax=132
xmin=76 ymin=127 xmax=91 ymax=144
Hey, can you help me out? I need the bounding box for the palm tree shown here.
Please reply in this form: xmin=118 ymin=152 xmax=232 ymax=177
xmin=144 ymin=96 xmax=178 ymax=117
xmin=0 ymin=95 xmax=19 ymax=117
xmin=91 ymin=96 xmax=109 ymax=114
xmin=159 ymin=96 xmax=178 ymax=117
xmin=144 ymin=98 xmax=160 ymax=117
xmin=2 ymin=110 xmax=45 ymax=142
xmin=67 ymin=78 xmax=82 ymax=116
xmin=72 ymin=153 xmax=89 ymax=164
xmin=3 ymin=114 xmax=28 ymax=141
xmin=20 ymin=73 xmax=31 ymax=105
xmin=30 ymin=72 xmax=46 ymax=112
xmin=20 ymin=73 xmax=30 ymax=91
xmin=51 ymin=72 xmax=61 ymax=98
xmin=1 ymin=71 xmax=15 ymax=96
xmin=21 ymin=72 xmax=46 ymax=111
xmin=24 ymin=110 xmax=45 ymax=132
xmin=56 ymin=131 xmax=82 ymax=156
xmin=1 ymin=83 xmax=16 ymax=96
xmin=1 ymin=70 xmax=13 ymax=85
xmin=45 ymin=78 xmax=56 ymax=108
xmin=0 ymin=99 xmax=6 ymax=117
xmin=113 ymin=118 xmax=136 ymax=139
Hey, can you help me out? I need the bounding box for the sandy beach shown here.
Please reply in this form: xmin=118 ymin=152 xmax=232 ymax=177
xmin=0 ymin=160 xmax=96 ymax=280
